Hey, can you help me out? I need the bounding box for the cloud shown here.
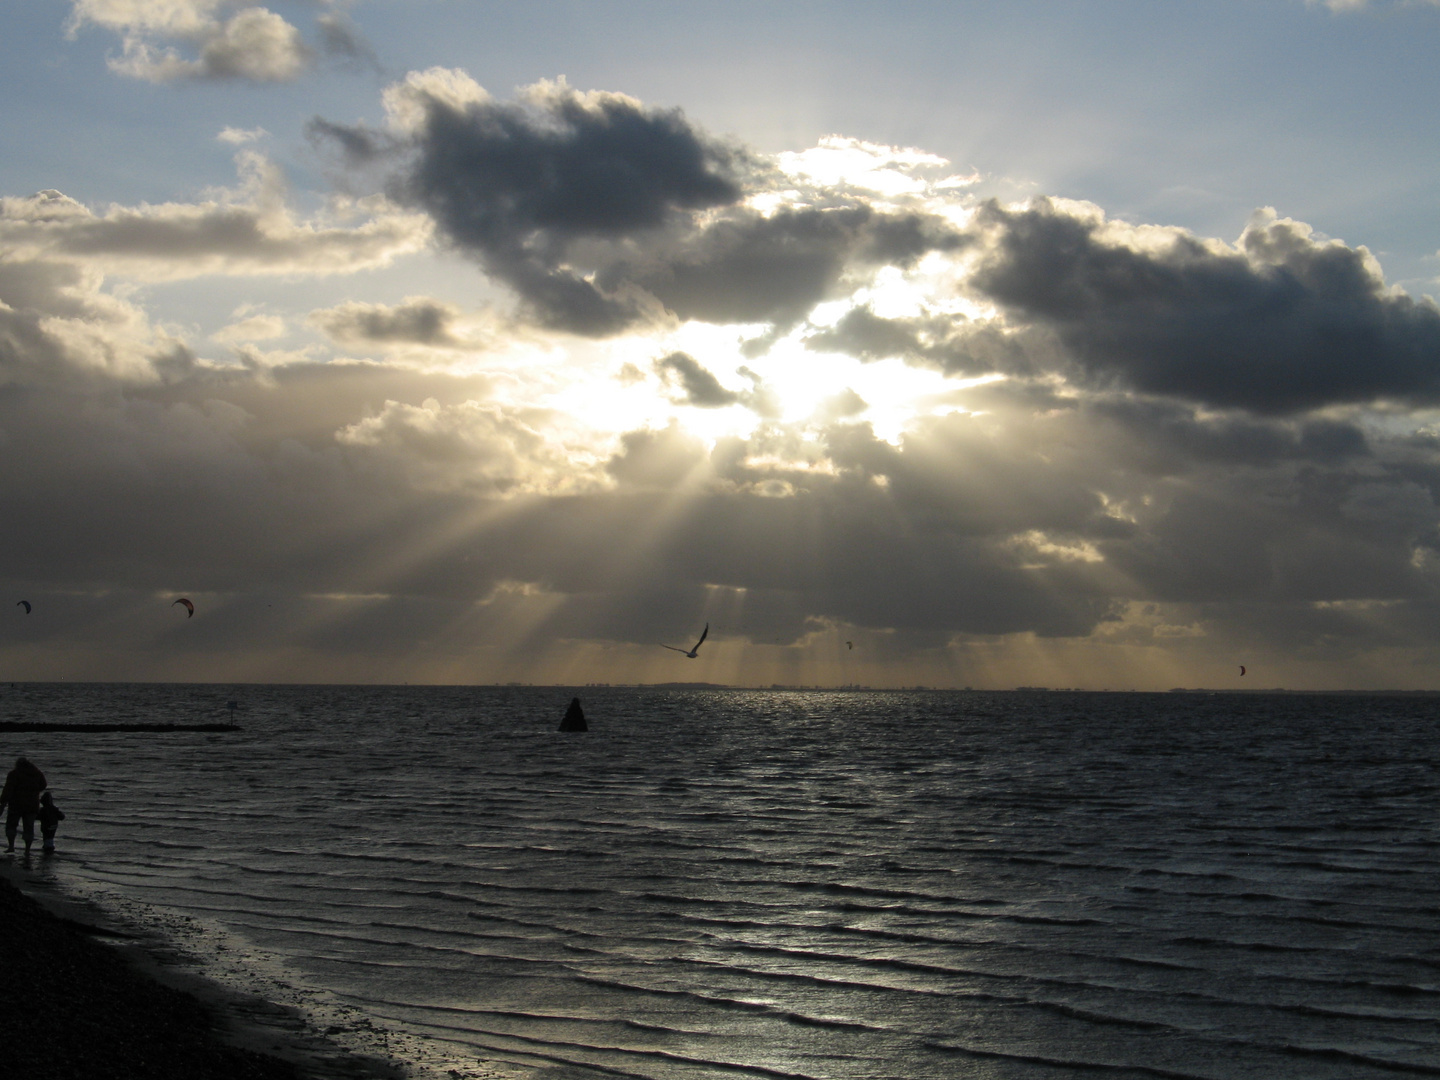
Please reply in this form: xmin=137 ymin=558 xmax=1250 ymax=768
xmin=814 ymin=387 xmax=869 ymax=423
xmin=776 ymin=136 xmax=965 ymax=198
xmin=0 ymin=244 xmax=182 ymax=389
xmin=68 ymin=1 xmax=312 ymax=83
xmin=650 ymin=352 xmax=787 ymax=420
xmin=1 ymin=154 xmax=431 ymax=281
xmin=1311 ymin=0 xmax=1440 ymax=10
xmin=211 ymin=312 xmax=285 ymax=343
xmin=968 ymin=199 xmax=1440 ymax=414
xmin=311 ymin=72 xmax=962 ymax=337
xmin=311 ymin=71 xmax=746 ymax=335
xmin=654 ymin=352 xmax=742 ymax=408
xmin=336 ymin=397 xmax=586 ymax=495
xmin=310 ymin=298 xmax=462 ymax=348
xmin=217 ymin=126 xmax=268 ymax=145
xmin=605 ymin=422 xmax=708 ymax=489
xmin=628 ymin=205 xmax=963 ymax=329
xmin=804 ymin=304 xmax=1034 ymax=377
xmin=7 ymin=69 xmax=1440 ymax=685
xmin=314 ymin=9 xmax=381 ymax=73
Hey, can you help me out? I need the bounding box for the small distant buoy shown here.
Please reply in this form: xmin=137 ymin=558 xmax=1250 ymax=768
xmin=559 ymin=697 xmax=587 ymax=732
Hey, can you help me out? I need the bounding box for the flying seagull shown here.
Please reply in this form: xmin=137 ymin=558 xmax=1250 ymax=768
xmin=663 ymin=623 xmax=708 ymax=658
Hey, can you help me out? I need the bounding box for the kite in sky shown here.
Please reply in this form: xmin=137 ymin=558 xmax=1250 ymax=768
xmin=1239 ymin=665 xmax=1246 ymax=676
xmin=16 ymin=601 xmax=30 ymax=614
xmin=173 ymin=598 xmax=194 ymax=618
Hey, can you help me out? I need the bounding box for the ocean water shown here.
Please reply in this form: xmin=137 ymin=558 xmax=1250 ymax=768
xmin=3 ymin=684 xmax=1439 ymax=1079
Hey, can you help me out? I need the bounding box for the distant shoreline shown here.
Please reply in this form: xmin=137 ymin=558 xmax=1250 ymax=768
xmin=7 ymin=681 xmax=1440 ymax=694
xmin=0 ymin=722 xmax=241 ymax=732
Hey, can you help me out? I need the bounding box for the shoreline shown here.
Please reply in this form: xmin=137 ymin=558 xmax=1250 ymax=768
xmin=0 ymin=856 xmax=409 ymax=1080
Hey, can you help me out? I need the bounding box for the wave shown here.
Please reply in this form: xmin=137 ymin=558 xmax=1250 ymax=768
xmin=925 ymin=1040 xmax=1220 ymax=1079
xmin=33 ymin=684 xmax=1440 ymax=1080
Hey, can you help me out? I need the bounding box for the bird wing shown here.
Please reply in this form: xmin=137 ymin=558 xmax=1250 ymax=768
xmin=661 ymin=644 xmax=688 ymax=653
xmin=694 ymin=623 xmax=709 ymax=649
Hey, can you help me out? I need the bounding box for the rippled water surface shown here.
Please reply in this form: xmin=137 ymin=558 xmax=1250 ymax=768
xmin=5 ymin=684 xmax=1440 ymax=1078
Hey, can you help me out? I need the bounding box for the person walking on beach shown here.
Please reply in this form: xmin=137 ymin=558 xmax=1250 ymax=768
xmin=38 ymin=791 xmax=64 ymax=854
xmin=0 ymin=756 xmax=47 ymax=853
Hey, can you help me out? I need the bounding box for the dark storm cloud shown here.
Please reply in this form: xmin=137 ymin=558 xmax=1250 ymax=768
xmin=313 ymin=78 xmax=745 ymax=335
xmin=1100 ymin=479 xmax=1433 ymax=606
xmin=312 ymin=77 xmax=964 ymax=335
xmin=627 ymin=206 xmax=963 ymax=329
xmin=14 ymin=76 xmax=1440 ymax=683
xmin=654 ymin=352 xmax=741 ymax=408
xmin=412 ymin=89 xmax=741 ymax=239
xmin=820 ymin=414 xmax=1132 ymax=542
xmin=598 ymin=487 xmax=1120 ymax=638
xmin=1007 ymin=399 xmax=1434 ymax=613
xmin=804 ymin=304 xmax=1036 ymax=377
xmin=970 ymin=199 xmax=1440 ymax=414
xmin=3 ymin=321 xmax=1438 ymax=677
xmin=310 ymin=298 xmax=460 ymax=346
xmin=1090 ymin=398 xmax=1371 ymax=470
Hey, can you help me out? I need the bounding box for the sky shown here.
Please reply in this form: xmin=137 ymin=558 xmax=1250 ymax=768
xmin=4 ymin=0 xmax=1440 ymax=690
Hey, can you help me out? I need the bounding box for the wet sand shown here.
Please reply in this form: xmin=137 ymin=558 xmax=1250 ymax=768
xmin=0 ymin=860 xmax=407 ymax=1080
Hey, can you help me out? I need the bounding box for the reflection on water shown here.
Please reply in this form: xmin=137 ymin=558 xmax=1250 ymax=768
xmin=4 ymin=684 xmax=1439 ymax=1079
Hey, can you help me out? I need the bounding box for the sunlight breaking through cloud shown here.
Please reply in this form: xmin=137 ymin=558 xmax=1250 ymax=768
xmin=6 ymin=51 xmax=1440 ymax=688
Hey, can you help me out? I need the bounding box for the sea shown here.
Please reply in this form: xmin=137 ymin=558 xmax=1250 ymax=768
xmin=2 ymin=683 xmax=1438 ymax=1080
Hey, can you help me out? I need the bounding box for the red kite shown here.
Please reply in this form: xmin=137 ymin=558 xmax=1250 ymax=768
xmin=173 ymin=598 xmax=194 ymax=618
xmin=1239 ymin=665 xmax=1246 ymax=676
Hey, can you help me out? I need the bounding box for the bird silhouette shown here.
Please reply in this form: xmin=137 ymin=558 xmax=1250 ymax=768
xmin=662 ymin=623 xmax=708 ymax=658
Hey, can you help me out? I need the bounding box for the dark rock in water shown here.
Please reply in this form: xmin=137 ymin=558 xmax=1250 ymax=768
xmin=559 ymin=697 xmax=587 ymax=732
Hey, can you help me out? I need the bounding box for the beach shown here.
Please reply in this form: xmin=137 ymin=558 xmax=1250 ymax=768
xmin=0 ymin=862 xmax=405 ymax=1080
